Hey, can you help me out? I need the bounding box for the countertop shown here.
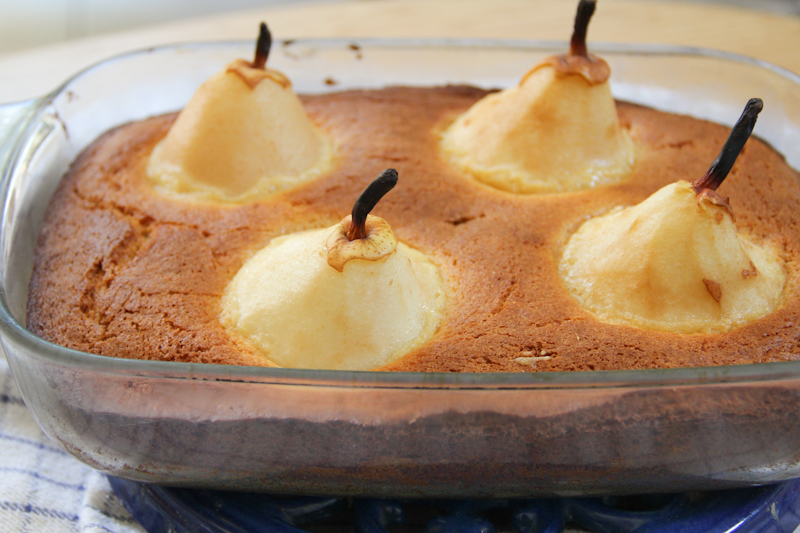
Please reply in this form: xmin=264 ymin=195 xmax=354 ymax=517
xmin=0 ymin=0 xmax=799 ymax=104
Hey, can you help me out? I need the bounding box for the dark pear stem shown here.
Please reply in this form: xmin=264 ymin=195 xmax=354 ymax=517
xmin=569 ymin=0 xmax=596 ymax=58
xmin=253 ymin=22 xmax=271 ymax=69
xmin=693 ymin=98 xmax=763 ymax=192
xmin=347 ymin=169 xmax=398 ymax=241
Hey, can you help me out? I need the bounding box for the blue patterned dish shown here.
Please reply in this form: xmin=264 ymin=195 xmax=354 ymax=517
xmin=110 ymin=476 xmax=800 ymax=533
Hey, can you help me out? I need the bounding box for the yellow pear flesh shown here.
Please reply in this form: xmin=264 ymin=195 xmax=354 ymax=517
xmin=148 ymin=63 xmax=331 ymax=202
xmin=221 ymin=218 xmax=445 ymax=370
xmin=442 ymin=66 xmax=634 ymax=194
xmin=559 ymin=181 xmax=785 ymax=333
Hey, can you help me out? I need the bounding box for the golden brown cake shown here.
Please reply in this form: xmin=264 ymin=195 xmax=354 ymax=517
xmin=25 ymin=85 xmax=800 ymax=372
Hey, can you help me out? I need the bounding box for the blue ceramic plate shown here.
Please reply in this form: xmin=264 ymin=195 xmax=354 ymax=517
xmin=110 ymin=476 xmax=800 ymax=533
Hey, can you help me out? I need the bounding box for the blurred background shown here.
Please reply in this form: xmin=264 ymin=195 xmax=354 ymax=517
xmin=3 ymin=0 xmax=323 ymax=53
xmin=1 ymin=0 xmax=798 ymax=103
xmin=1 ymin=0 xmax=799 ymax=55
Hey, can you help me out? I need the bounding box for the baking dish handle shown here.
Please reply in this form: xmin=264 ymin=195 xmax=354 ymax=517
xmin=0 ymin=99 xmax=40 ymax=181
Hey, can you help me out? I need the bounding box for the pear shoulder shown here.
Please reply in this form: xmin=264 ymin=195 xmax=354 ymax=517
xmin=26 ymin=85 xmax=800 ymax=372
xmin=527 ymin=53 xmax=611 ymax=86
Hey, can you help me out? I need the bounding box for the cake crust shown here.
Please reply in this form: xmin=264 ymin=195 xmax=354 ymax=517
xmin=26 ymin=86 xmax=800 ymax=372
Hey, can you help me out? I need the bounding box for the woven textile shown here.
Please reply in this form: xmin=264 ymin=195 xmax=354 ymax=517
xmin=0 ymin=348 xmax=144 ymax=533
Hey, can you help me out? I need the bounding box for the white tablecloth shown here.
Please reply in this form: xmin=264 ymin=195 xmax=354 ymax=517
xmin=0 ymin=349 xmax=144 ymax=533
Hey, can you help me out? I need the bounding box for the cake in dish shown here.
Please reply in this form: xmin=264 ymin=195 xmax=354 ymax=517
xmin=441 ymin=0 xmax=634 ymax=194
xmin=25 ymin=5 xmax=800 ymax=373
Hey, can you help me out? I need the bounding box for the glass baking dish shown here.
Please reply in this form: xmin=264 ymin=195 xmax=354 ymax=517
xmin=1 ymin=38 xmax=800 ymax=498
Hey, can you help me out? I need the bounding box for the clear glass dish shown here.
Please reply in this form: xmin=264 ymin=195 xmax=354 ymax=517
xmin=1 ymin=38 xmax=800 ymax=498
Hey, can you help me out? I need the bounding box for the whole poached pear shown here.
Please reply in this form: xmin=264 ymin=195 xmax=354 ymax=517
xmin=148 ymin=23 xmax=332 ymax=202
xmin=441 ymin=0 xmax=634 ymax=194
xmin=559 ymin=99 xmax=786 ymax=333
xmin=221 ymin=170 xmax=446 ymax=370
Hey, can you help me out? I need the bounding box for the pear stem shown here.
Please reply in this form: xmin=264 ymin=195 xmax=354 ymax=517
xmin=570 ymin=0 xmax=596 ymax=58
xmin=693 ymin=98 xmax=763 ymax=192
xmin=347 ymin=169 xmax=398 ymax=241
xmin=253 ymin=22 xmax=271 ymax=69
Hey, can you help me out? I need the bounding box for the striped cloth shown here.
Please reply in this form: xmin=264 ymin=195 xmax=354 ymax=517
xmin=0 ymin=348 xmax=144 ymax=533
